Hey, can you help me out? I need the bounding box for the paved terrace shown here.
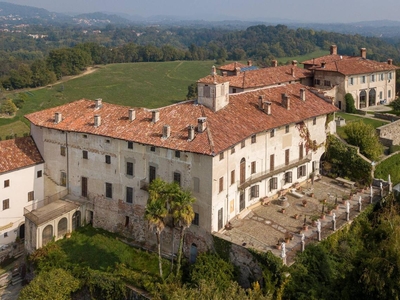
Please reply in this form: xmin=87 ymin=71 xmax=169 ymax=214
xmin=215 ymin=176 xmax=380 ymax=265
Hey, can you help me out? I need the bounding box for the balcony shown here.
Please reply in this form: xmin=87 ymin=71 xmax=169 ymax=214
xmin=238 ymin=154 xmax=312 ymax=190
xmin=140 ymin=178 xmax=149 ymax=191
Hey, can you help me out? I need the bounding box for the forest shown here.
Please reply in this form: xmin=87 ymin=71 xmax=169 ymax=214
xmin=1 ymin=23 xmax=400 ymax=90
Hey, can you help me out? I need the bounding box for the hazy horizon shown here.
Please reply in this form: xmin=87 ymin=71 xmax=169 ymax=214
xmin=4 ymin=0 xmax=400 ymax=23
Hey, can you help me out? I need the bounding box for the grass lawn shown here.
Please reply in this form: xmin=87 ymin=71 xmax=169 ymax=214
xmin=336 ymin=112 xmax=389 ymax=139
xmin=0 ymin=120 xmax=30 ymax=140
xmin=277 ymin=49 xmax=329 ymax=66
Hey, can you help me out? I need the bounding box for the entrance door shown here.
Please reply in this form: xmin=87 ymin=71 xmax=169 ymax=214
xmin=239 ymin=192 xmax=245 ymax=211
xmin=81 ymin=176 xmax=88 ymax=197
xmin=369 ymin=89 xmax=376 ymax=106
xmin=240 ymin=158 xmax=246 ymax=184
xmin=19 ymin=224 xmax=25 ymax=240
xmin=189 ymin=244 xmax=198 ymax=264
xmin=218 ymin=208 xmax=223 ymax=231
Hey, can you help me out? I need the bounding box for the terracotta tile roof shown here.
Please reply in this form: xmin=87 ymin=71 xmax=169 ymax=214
xmin=301 ymin=54 xmax=352 ymax=66
xmin=197 ymin=74 xmax=231 ymax=84
xmin=311 ymin=57 xmax=399 ymax=75
xmin=217 ymin=62 xmax=248 ymax=72
xmin=227 ymin=65 xmax=312 ymax=89
xmin=0 ymin=136 xmax=44 ymax=174
xmin=25 ymin=84 xmax=337 ymax=156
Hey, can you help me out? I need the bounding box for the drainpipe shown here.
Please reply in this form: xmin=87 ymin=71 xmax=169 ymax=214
xmin=66 ymin=131 xmax=70 ymax=193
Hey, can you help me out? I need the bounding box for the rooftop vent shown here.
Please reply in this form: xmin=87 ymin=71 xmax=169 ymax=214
xmin=247 ymin=60 xmax=252 ymax=66
xmin=162 ymin=125 xmax=170 ymax=139
xmin=265 ymin=101 xmax=272 ymax=115
xmin=360 ymin=48 xmax=367 ymax=59
xmin=54 ymin=112 xmax=62 ymax=124
xmin=152 ymin=110 xmax=159 ymax=123
xmin=188 ymin=125 xmax=195 ymax=141
xmin=95 ymin=98 xmax=102 ymax=109
xmin=129 ymin=109 xmax=136 ymax=121
xmin=94 ymin=115 xmax=101 ymax=127
xmin=197 ymin=117 xmax=207 ymax=133
xmin=330 ymin=45 xmax=337 ymax=55
xmin=388 ymin=59 xmax=393 ymax=65
xmin=300 ymin=88 xmax=306 ymax=101
xmin=211 ymin=66 xmax=217 ymax=76
xmin=258 ymin=95 xmax=265 ymax=109
xmin=321 ymin=62 xmax=326 ymax=68
xmin=271 ymin=60 xmax=278 ymax=67
xmin=281 ymin=93 xmax=290 ymax=110
xmin=291 ymin=60 xmax=297 ymax=67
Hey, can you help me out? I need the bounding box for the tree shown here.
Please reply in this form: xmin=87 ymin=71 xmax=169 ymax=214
xmin=145 ymin=178 xmax=169 ymax=278
xmin=343 ymin=121 xmax=383 ymax=161
xmin=172 ymin=189 xmax=195 ymax=276
xmin=186 ymin=83 xmax=198 ymax=100
xmin=0 ymin=99 xmax=17 ymax=115
xmin=345 ymin=93 xmax=356 ymax=113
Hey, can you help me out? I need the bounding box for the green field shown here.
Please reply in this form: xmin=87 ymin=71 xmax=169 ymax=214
xmin=277 ymin=49 xmax=330 ymax=66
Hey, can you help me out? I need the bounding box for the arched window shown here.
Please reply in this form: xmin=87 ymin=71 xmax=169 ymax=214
xmin=72 ymin=211 xmax=81 ymax=231
xmin=359 ymin=90 xmax=367 ymax=108
xmin=369 ymin=89 xmax=376 ymax=106
xmin=42 ymin=224 xmax=53 ymax=246
xmin=57 ymin=218 xmax=68 ymax=238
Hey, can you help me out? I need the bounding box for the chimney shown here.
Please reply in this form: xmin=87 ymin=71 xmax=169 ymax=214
xmin=321 ymin=62 xmax=326 ymax=68
xmin=211 ymin=66 xmax=216 ymax=76
xmin=265 ymin=101 xmax=272 ymax=115
xmin=271 ymin=60 xmax=278 ymax=67
xmin=258 ymin=95 xmax=265 ymax=110
xmin=247 ymin=60 xmax=252 ymax=66
xmin=197 ymin=117 xmax=207 ymax=133
xmin=94 ymin=115 xmax=101 ymax=127
xmin=300 ymin=88 xmax=306 ymax=101
xmin=291 ymin=60 xmax=297 ymax=67
xmin=222 ymin=71 xmax=227 ymax=77
xmin=128 ymin=109 xmax=136 ymax=121
xmin=330 ymin=45 xmax=337 ymax=55
xmin=235 ymin=67 xmax=241 ymax=75
xmin=360 ymin=48 xmax=367 ymax=59
xmin=162 ymin=125 xmax=170 ymax=139
xmin=54 ymin=112 xmax=62 ymax=124
xmin=291 ymin=67 xmax=295 ymax=77
xmin=281 ymin=93 xmax=290 ymax=110
xmin=188 ymin=125 xmax=195 ymax=141
xmin=388 ymin=59 xmax=393 ymax=65
xmin=95 ymin=98 xmax=102 ymax=109
xmin=152 ymin=110 xmax=159 ymax=123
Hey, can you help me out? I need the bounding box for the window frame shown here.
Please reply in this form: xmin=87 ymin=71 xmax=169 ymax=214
xmin=251 ymin=134 xmax=256 ymax=144
xmin=2 ymin=199 xmax=9 ymax=210
xmin=251 ymin=161 xmax=256 ymax=174
xmin=105 ymin=182 xmax=113 ymax=198
xmin=127 ymin=141 xmax=133 ymax=149
xmin=173 ymin=172 xmax=181 ymax=186
xmin=285 ymin=125 xmax=289 ymax=133
xmin=105 ymin=155 xmax=111 ymax=164
xmin=4 ymin=179 xmax=10 ymax=188
xmin=126 ymin=187 xmax=133 ymax=204
xmin=28 ymin=191 xmax=34 ymax=201
xmin=126 ymin=162 xmax=134 ymax=176
xmin=219 ymin=177 xmax=224 ymax=193
xmin=37 ymin=170 xmax=42 ymax=178
xmin=83 ymin=150 xmax=88 ymax=159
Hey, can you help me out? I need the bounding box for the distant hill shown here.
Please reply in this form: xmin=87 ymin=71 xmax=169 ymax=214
xmin=73 ymin=12 xmax=132 ymax=25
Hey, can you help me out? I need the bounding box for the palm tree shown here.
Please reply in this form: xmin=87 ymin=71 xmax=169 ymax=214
xmin=172 ymin=189 xmax=195 ymax=276
xmin=145 ymin=178 xmax=168 ymax=278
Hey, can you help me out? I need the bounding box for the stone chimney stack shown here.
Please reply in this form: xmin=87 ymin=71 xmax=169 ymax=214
xmin=258 ymin=95 xmax=265 ymax=110
xmin=291 ymin=60 xmax=297 ymax=67
xmin=54 ymin=112 xmax=62 ymax=124
xmin=265 ymin=101 xmax=272 ymax=115
xmin=321 ymin=62 xmax=326 ymax=68
xmin=360 ymin=48 xmax=367 ymax=59
xmin=222 ymin=71 xmax=227 ymax=77
xmin=272 ymin=60 xmax=278 ymax=67
xmin=197 ymin=117 xmax=207 ymax=133
xmin=330 ymin=45 xmax=337 ymax=55
xmin=95 ymin=98 xmax=102 ymax=109
xmin=129 ymin=109 xmax=136 ymax=121
xmin=152 ymin=110 xmax=160 ymax=123
xmin=388 ymin=59 xmax=393 ymax=65
xmin=291 ymin=67 xmax=295 ymax=77
xmin=211 ymin=66 xmax=217 ymax=76
xmin=281 ymin=93 xmax=290 ymax=110
xmin=188 ymin=125 xmax=195 ymax=141
xmin=300 ymin=88 xmax=306 ymax=101
xmin=94 ymin=115 xmax=101 ymax=127
xmin=247 ymin=60 xmax=252 ymax=66
xmin=162 ymin=125 xmax=170 ymax=139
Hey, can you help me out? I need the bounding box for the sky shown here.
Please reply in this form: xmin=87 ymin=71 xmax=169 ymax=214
xmin=7 ymin=0 xmax=400 ymax=23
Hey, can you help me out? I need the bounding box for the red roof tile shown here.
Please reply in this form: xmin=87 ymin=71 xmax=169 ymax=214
xmin=25 ymin=84 xmax=338 ymax=156
xmin=0 ymin=136 xmax=44 ymax=174
xmin=301 ymin=54 xmax=352 ymax=66
xmin=217 ymin=62 xmax=248 ymax=72
xmin=197 ymin=74 xmax=231 ymax=84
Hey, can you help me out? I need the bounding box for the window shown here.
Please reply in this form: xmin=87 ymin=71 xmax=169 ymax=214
xmin=324 ymin=80 xmax=331 ymax=86
xmin=150 ymin=146 xmax=156 ymax=152
xmin=60 ymin=146 xmax=66 ymax=156
xmin=83 ymin=134 xmax=88 ymax=138
xmin=349 ymin=77 xmax=354 ymax=85
xmin=105 ymin=155 xmax=111 ymax=164
xmin=241 ymin=140 xmax=245 ymax=148
xmin=149 ymin=166 xmax=156 ymax=183
xmin=285 ymin=125 xmax=289 ymax=133
xmin=251 ymin=134 xmax=256 ymax=144
xmin=269 ymin=177 xmax=277 ymax=191
xmin=380 ymin=73 xmax=384 ymax=81
xmin=175 ymin=151 xmax=181 ymax=158
xmin=314 ymin=79 xmax=320 ymax=85
xmin=3 ymin=199 xmax=9 ymax=210
xmin=173 ymin=172 xmax=181 ymax=186
xmin=285 ymin=149 xmax=290 ymax=165
xmin=4 ymin=232 xmax=8 ymax=238
xmin=380 ymin=91 xmax=383 ymax=99
xmin=193 ymin=177 xmax=200 ymax=192
xmin=4 ymin=180 xmax=9 ymax=188
xmin=230 ymin=170 xmax=235 ymax=185
xmin=82 ymin=177 xmax=88 ymax=197
xmin=37 ymin=170 xmax=42 ymax=178
xmin=192 ymin=213 xmax=199 ymax=226
xmin=126 ymin=162 xmax=134 ymax=176
xmin=126 ymin=187 xmax=133 ymax=203
xmin=105 ymin=139 xmax=110 ymax=143
xmin=219 ymin=152 xmax=224 ymax=160
xmin=270 ymin=129 xmax=275 ymax=138
xmin=388 ymin=90 xmax=392 ymax=98
xmin=250 ymin=185 xmax=259 ymax=198
xmin=285 ymin=172 xmax=292 ymax=184
xmin=60 ymin=171 xmax=66 ymax=187
xmin=83 ymin=150 xmax=88 ymax=159
xmin=204 ymin=85 xmax=210 ymax=97
xmin=232 ymin=88 xmax=237 ymax=93
xmin=389 ymin=72 xmax=393 ymax=80
xmin=105 ymin=182 xmax=112 ymax=198
xmin=297 ymin=165 xmax=306 ymax=178
xmin=251 ymin=161 xmax=256 ymax=174
xmin=313 ymin=117 xmax=317 ymax=125
xmin=28 ymin=191 xmax=34 ymax=201
xmin=219 ymin=177 xmax=224 ymax=193
xmin=361 ymin=76 xmax=366 ymax=83
xmin=128 ymin=141 xmax=133 ymax=149
xmin=371 ymin=74 xmax=375 ymax=82
xmin=270 ymin=154 xmax=275 ymax=171
xmin=231 ymin=147 xmax=235 ymax=154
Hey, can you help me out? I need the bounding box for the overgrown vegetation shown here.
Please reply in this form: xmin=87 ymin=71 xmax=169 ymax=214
xmin=345 ymin=93 xmax=356 ymax=113
xmin=375 ymin=152 xmax=400 ymax=184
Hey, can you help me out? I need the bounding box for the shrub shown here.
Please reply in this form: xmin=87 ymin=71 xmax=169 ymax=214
xmin=13 ymin=98 xmax=25 ymax=109
xmin=345 ymin=93 xmax=356 ymax=113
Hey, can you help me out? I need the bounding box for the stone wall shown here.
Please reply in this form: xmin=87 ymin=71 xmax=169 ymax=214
xmin=376 ymin=119 xmax=400 ymax=146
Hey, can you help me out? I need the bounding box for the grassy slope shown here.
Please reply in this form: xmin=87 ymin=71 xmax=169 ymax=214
xmin=277 ymin=49 xmax=330 ymax=66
